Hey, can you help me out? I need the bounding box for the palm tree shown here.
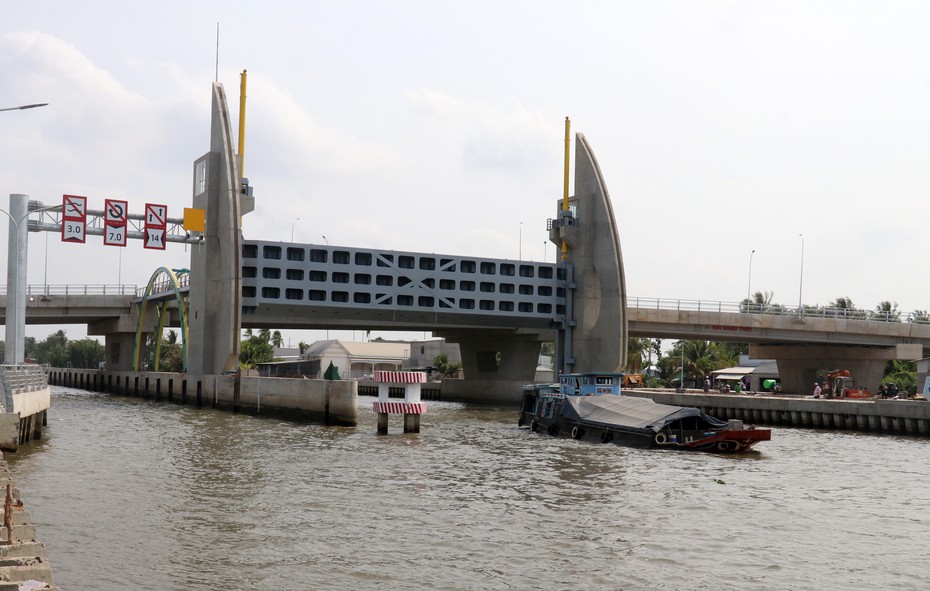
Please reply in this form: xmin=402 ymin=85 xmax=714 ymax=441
xmin=829 ymin=297 xmax=864 ymax=319
xmin=831 ymin=297 xmax=855 ymax=309
xmin=433 ymin=353 xmax=462 ymax=378
xmin=626 ymin=338 xmax=652 ymax=372
xmin=271 ymin=330 xmax=284 ymax=348
xmin=742 ymin=290 xmax=775 ymax=313
xmin=660 ymin=340 xmax=734 ymax=388
xmin=875 ymin=301 xmax=900 ymax=322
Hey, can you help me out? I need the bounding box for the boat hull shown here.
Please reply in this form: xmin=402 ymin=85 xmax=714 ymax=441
xmin=518 ymin=392 xmax=771 ymax=453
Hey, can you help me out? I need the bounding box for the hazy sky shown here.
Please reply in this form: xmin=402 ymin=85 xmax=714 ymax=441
xmin=3 ymin=1 xmax=930 ymax=344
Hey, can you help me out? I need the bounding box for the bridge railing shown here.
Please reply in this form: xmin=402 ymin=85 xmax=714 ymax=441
xmin=0 ymin=284 xmax=138 ymax=296
xmin=3 ymin=284 xmax=927 ymax=324
xmin=0 ymin=364 xmax=49 ymax=414
xmin=139 ymin=273 xmax=191 ymax=298
xmin=628 ymin=297 xmax=930 ymax=324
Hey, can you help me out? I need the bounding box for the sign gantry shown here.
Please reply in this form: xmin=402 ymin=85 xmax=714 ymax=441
xmin=25 ymin=197 xmax=204 ymax=245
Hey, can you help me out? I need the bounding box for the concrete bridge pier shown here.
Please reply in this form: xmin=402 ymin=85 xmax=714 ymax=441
xmin=89 ymin=314 xmax=155 ymax=371
xmin=439 ymin=331 xmax=545 ymax=403
xmin=751 ymin=343 xmax=922 ymax=395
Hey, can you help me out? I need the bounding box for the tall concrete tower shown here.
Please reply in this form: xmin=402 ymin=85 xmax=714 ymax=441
xmin=552 ymin=133 xmax=628 ymax=374
xmin=187 ymin=83 xmax=243 ymax=375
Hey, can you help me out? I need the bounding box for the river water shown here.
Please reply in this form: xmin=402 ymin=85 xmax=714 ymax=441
xmin=6 ymin=386 xmax=930 ymax=590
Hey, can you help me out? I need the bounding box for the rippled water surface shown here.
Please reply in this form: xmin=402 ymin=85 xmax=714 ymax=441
xmin=7 ymin=387 xmax=930 ymax=590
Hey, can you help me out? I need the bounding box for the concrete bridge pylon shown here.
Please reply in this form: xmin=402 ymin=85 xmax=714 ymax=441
xmin=187 ymin=82 xmax=247 ymax=376
xmin=442 ymin=130 xmax=628 ymax=402
xmin=555 ymin=132 xmax=627 ymax=375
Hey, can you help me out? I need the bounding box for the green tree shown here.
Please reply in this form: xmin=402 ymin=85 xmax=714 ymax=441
xmin=658 ymin=340 xmax=735 ymax=388
xmin=271 ymin=330 xmax=284 ymax=348
xmin=626 ymin=338 xmax=653 ymax=372
xmin=156 ymin=329 xmax=184 ymax=372
xmin=432 ymin=353 xmax=462 ymax=378
xmin=875 ymin=301 xmax=900 ymax=322
xmin=35 ymin=330 xmax=69 ymax=367
xmin=66 ymin=338 xmax=105 ymax=369
xmin=829 ymin=296 xmax=866 ymax=319
xmin=883 ymin=359 xmax=917 ymax=394
xmin=719 ymin=342 xmax=747 ymax=360
xmin=298 ymin=341 xmax=309 ymax=355
xmin=24 ymin=336 xmax=37 ymax=361
xmin=239 ymin=333 xmax=274 ymax=368
xmin=831 ymin=297 xmax=855 ymax=309
xmin=742 ymin=290 xmax=775 ymax=313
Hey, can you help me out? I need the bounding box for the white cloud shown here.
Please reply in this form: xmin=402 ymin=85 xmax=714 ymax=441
xmin=4 ymin=1 xmax=930 ymax=347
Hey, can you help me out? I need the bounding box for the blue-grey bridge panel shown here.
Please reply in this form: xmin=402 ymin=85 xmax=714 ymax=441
xmin=241 ymin=241 xmax=565 ymax=330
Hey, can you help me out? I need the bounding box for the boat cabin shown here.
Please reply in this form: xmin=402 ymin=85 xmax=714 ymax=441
xmin=558 ymin=372 xmax=624 ymax=396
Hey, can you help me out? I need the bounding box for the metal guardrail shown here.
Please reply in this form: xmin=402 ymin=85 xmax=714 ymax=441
xmin=0 ymin=284 xmax=138 ymax=296
xmin=139 ymin=274 xmax=190 ymax=298
xmin=627 ymin=297 xmax=930 ymax=324
xmin=1 ymin=284 xmax=925 ymax=324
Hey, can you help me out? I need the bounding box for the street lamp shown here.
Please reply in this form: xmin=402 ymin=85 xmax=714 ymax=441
xmin=746 ymin=249 xmax=756 ymax=305
xmin=291 ymin=217 xmax=300 ymax=242
xmin=798 ymin=233 xmax=804 ymax=316
xmin=678 ymin=340 xmax=685 ymax=393
xmin=0 ymin=103 xmax=48 ymax=113
xmin=322 ymin=235 xmax=328 ymax=246
xmin=44 ymin=232 xmax=48 ymax=293
xmin=2 ymin=197 xmax=61 ymax=364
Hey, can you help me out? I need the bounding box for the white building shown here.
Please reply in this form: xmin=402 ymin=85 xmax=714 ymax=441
xmin=302 ymin=340 xmax=411 ymax=379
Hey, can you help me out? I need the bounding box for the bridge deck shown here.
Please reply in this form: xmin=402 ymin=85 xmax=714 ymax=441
xmin=239 ymin=241 xmax=567 ymax=331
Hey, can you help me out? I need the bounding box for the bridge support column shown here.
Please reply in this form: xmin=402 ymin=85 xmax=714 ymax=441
xmin=438 ymin=331 xmax=544 ymax=403
xmin=102 ymin=333 xmax=137 ymax=372
xmin=751 ymin=343 xmax=921 ymax=396
xmin=89 ymin=314 xmax=155 ymax=372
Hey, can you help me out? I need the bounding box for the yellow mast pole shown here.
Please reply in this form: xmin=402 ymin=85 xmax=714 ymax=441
xmin=562 ymin=116 xmax=570 ymax=260
xmin=238 ymin=69 xmax=248 ymax=176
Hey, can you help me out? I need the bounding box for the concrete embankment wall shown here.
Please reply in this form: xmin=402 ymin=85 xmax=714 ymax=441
xmin=0 ymin=455 xmax=59 ymax=590
xmin=47 ymin=369 xmax=358 ymax=426
xmin=627 ymin=390 xmax=930 ymax=437
xmin=0 ymin=408 xmax=46 ymax=453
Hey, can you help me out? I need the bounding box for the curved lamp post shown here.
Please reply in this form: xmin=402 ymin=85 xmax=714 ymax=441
xmin=1 ymin=103 xmax=49 ymax=362
xmin=0 ymin=103 xmax=47 ymax=113
xmin=798 ymin=233 xmax=804 ymax=317
xmin=747 ymin=249 xmax=756 ymax=305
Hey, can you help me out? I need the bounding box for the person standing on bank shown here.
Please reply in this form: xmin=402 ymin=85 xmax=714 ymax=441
xmin=813 ymin=382 xmax=822 ymax=398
